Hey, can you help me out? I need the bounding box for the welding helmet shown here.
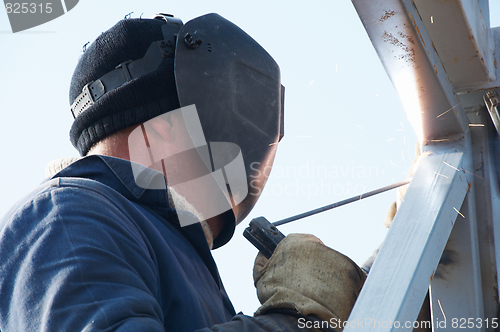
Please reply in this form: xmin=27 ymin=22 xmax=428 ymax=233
xmin=69 ymin=13 xmax=284 ymax=248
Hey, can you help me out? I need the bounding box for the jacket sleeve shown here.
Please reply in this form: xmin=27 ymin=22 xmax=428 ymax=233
xmin=0 ymin=186 xmax=165 ymax=332
xmin=0 ymin=185 xmax=326 ymax=332
xmin=202 ymin=313 xmax=337 ymax=332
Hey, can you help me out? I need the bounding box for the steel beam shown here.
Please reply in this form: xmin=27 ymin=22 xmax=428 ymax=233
xmin=349 ymin=1 xmax=500 ymax=331
xmin=352 ymin=0 xmax=469 ymax=145
xmin=413 ymin=0 xmax=495 ymax=91
xmin=344 ymin=150 xmax=470 ymax=331
xmin=464 ymin=107 xmax=500 ymax=327
xmin=429 ymin=190 xmax=485 ymax=331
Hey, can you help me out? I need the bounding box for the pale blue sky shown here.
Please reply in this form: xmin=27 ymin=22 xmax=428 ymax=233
xmin=1 ymin=0 xmax=498 ymax=316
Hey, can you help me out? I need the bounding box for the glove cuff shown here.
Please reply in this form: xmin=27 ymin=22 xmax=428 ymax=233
xmin=255 ymin=286 xmax=340 ymax=323
xmin=254 ymin=234 xmax=366 ymax=328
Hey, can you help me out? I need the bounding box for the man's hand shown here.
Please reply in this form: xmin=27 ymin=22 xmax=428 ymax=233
xmin=253 ymin=234 xmax=366 ymax=328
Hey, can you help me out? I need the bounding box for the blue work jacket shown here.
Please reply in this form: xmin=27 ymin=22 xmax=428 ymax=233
xmin=0 ymin=155 xmax=304 ymax=332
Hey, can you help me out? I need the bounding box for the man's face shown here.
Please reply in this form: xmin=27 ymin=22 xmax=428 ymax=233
xmin=127 ymin=106 xmax=237 ymax=234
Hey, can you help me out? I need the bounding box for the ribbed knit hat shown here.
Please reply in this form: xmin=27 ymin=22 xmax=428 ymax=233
xmin=69 ymin=18 xmax=180 ymax=156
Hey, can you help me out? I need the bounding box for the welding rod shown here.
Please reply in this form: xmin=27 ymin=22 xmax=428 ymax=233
xmin=272 ymin=178 xmax=411 ymax=226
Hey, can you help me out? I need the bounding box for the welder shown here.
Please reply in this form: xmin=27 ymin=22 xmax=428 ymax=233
xmin=0 ymin=13 xmax=365 ymax=331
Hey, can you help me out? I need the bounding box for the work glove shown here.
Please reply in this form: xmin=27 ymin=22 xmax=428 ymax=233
xmin=253 ymin=233 xmax=366 ymax=329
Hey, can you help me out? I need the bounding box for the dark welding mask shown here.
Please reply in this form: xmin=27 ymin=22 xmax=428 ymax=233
xmin=70 ymin=13 xmax=284 ymax=248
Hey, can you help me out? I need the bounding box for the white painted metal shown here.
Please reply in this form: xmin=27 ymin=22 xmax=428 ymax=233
xmin=352 ymin=0 xmax=468 ymax=145
xmin=464 ymin=108 xmax=500 ymax=327
xmin=344 ymin=150 xmax=470 ymax=331
xmin=461 ymin=28 xmax=500 ymax=93
xmin=347 ymin=0 xmax=500 ymax=331
xmin=413 ymin=0 xmax=496 ymax=91
xmin=429 ymin=190 xmax=485 ymax=331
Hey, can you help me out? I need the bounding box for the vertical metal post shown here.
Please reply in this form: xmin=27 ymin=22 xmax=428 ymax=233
xmin=344 ymin=150 xmax=470 ymax=331
xmin=347 ymin=0 xmax=500 ymax=330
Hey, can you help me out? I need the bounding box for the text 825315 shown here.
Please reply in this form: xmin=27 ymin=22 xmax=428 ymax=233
xmin=5 ymin=3 xmax=52 ymax=14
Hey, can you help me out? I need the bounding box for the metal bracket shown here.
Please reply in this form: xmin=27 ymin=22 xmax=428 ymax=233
xmin=485 ymin=90 xmax=500 ymax=136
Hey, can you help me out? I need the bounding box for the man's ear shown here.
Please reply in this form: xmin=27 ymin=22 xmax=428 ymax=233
xmin=149 ymin=114 xmax=175 ymax=142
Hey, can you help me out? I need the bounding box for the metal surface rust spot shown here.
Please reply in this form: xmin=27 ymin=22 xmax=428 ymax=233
xmin=380 ymin=10 xmax=396 ymax=22
xmin=432 ymin=42 xmax=439 ymax=56
xmin=382 ymin=31 xmax=416 ymax=63
xmin=410 ymin=12 xmax=425 ymax=48
xmin=398 ymin=31 xmax=415 ymax=44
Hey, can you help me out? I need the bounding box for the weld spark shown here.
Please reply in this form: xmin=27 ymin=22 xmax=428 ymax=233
xmin=453 ymin=207 xmax=465 ymax=218
xmin=435 ymin=172 xmax=449 ymax=179
xmin=437 ymin=300 xmax=446 ymax=321
xmin=443 ymin=161 xmax=460 ymax=172
xmin=437 ymin=102 xmax=461 ymax=118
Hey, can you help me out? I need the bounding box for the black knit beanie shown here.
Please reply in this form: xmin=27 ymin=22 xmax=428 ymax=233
xmin=69 ymin=18 xmax=180 ymax=156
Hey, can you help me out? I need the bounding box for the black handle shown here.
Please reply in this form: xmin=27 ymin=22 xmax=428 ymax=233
xmin=243 ymin=216 xmax=285 ymax=259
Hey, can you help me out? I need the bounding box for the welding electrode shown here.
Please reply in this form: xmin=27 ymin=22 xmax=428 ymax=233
xmin=273 ymin=178 xmax=411 ymax=226
xmin=243 ymin=178 xmax=411 ymax=258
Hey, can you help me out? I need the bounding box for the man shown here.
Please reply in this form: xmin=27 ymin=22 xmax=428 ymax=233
xmin=0 ymin=13 xmax=365 ymax=331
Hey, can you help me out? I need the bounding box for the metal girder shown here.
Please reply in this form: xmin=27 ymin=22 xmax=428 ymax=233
xmin=352 ymin=0 xmax=469 ymax=145
xmin=429 ymin=190 xmax=485 ymax=331
xmin=344 ymin=150 xmax=470 ymax=331
xmin=348 ymin=0 xmax=500 ymax=331
xmin=463 ymin=108 xmax=500 ymax=327
xmin=413 ymin=0 xmax=496 ymax=91
xmin=348 ymin=1 xmax=500 ymax=331
xmin=425 ymin=102 xmax=500 ymax=332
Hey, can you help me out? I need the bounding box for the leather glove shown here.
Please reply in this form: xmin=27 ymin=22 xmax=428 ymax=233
xmin=253 ymin=233 xmax=366 ymax=328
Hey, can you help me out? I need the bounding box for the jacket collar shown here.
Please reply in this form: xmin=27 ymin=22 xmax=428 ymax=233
xmin=53 ymin=155 xmax=170 ymax=208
